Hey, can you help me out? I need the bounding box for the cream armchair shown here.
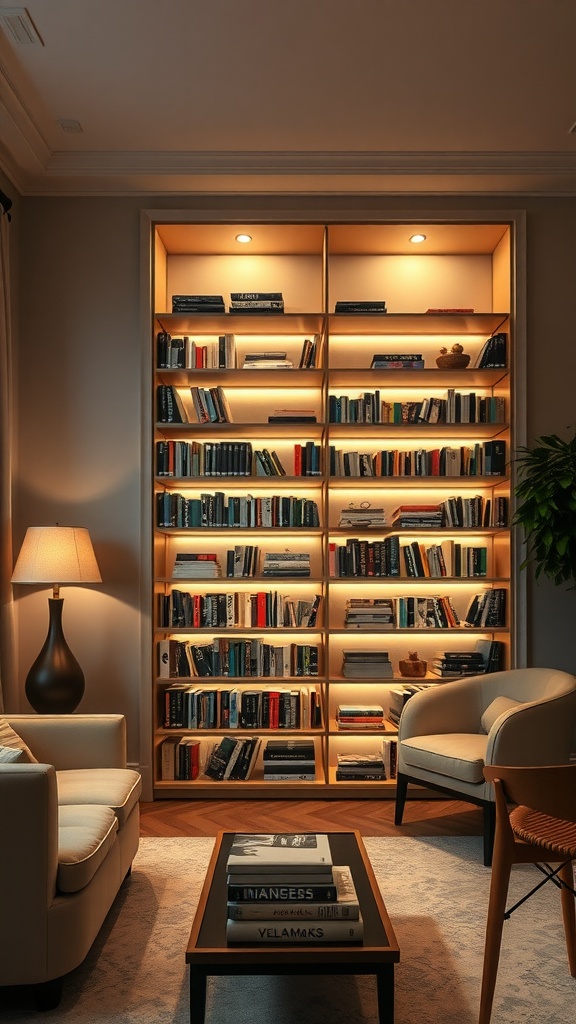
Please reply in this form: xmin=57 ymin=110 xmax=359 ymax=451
xmin=393 ymin=668 xmax=576 ymax=865
xmin=0 ymin=714 xmax=141 ymax=1008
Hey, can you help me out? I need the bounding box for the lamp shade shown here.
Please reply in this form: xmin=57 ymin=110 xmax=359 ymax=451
xmin=11 ymin=526 xmax=102 ymax=585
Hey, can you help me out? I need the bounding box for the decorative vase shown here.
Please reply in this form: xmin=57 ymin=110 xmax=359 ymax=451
xmin=25 ymin=598 xmax=85 ymax=713
xmin=399 ymin=652 xmax=428 ymax=678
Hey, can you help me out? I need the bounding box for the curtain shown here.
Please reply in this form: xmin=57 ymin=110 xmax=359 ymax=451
xmin=0 ymin=204 xmax=16 ymax=711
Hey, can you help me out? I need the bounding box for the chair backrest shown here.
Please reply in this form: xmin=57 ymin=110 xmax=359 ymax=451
xmin=478 ymin=668 xmax=576 ymax=708
xmin=483 ymin=764 xmax=576 ymax=823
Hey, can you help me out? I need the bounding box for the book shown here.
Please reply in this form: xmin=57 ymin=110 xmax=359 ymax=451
xmin=227 ymin=866 xmax=359 ymax=920
xmin=226 ymin=833 xmax=332 ymax=873
xmin=227 ymin=878 xmax=339 ymax=902
xmin=225 ymin=915 xmax=364 ymax=942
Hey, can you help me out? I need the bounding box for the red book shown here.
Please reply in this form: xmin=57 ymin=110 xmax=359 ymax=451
xmin=294 ymin=444 xmax=302 ymax=476
xmin=256 ymin=591 xmax=267 ymax=628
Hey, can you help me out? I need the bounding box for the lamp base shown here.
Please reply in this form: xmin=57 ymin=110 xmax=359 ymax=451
xmin=25 ymin=598 xmax=85 ymax=714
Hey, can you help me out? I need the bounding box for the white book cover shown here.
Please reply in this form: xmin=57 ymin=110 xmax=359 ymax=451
xmin=226 ymin=833 xmax=332 ymax=873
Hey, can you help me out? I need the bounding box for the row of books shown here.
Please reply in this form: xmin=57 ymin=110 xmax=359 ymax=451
xmin=156 ymin=331 xmax=236 ymax=369
xmin=157 ymin=589 xmax=321 ymax=629
xmin=158 ymin=637 xmax=320 ymax=679
xmin=156 ymin=492 xmax=320 ymax=529
xmin=163 ymin=682 xmax=322 ymax=731
xmin=176 ymin=548 xmax=311 ymax=580
xmin=329 ymin=536 xmax=488 ymax=579
xmin=171 ymin=292 xmax=285 ymax=315
xmin=328 ymin=392 xmax=505 ymax=425
xmin=329 ymin=441 xmax=506 ymax=477
xmin=225 ymin=833 xmax=363 ymax=943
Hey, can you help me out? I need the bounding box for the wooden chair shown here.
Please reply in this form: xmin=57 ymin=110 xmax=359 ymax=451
xmin=479 ymin=764 xmax=576 ymax=1024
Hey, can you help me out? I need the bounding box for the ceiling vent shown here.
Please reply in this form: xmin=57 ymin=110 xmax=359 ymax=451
xmin=0 ymin=7 xmax=43 ymax=45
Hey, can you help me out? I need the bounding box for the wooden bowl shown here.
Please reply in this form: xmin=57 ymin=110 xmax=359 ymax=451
xmin=435 ymin=353 xmax=470 ymax=369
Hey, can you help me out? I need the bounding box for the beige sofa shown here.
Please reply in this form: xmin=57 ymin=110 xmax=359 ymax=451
xmin=0 ymin=714 xmax=141 ymax=1008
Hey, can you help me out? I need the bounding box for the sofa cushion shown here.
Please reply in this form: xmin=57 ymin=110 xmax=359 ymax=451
xmin=401 ymin=733 xmax=489 ymax=784
xmin=481 ymin=696 xmax=521 ymax=734
xmin=0 ymin=744 xmax=24 ymax=763
xmin=0 ymin=717 xmax=38 ymax=762
xmin=57 ymin=804 xmax=118 ymax=893
xmin=56 ymin=768 xmax=141 ymax=828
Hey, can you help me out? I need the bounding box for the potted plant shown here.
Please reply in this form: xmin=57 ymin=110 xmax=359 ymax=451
xmin=513 ymin=431 xmax=576 ymax=588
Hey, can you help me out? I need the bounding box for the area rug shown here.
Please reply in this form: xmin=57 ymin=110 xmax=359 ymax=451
xmin=1 ymin=836 xmax=574 ymax=1024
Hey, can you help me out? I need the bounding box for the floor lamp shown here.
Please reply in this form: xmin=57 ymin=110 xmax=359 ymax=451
xmin=11 ymin=526 xmax=102 ymax=713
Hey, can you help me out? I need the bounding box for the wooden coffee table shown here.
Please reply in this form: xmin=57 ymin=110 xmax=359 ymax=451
xmin=186 ymin=830 xmax=400 ymax=1023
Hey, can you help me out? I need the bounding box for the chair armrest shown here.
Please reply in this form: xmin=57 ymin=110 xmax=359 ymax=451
xmin=6 ymin=714 xmax=128 ymax=769
xmin=486 ymin=690 xmax=576 ymax=766
xmin=397 ymin=676 xmax=484 ymax=739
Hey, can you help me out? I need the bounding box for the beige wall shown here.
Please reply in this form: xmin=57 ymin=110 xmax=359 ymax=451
xmin=10 ymin=193 xmax=576 ymax=778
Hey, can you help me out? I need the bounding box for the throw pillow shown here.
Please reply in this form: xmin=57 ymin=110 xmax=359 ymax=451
xmin=0 ymin=744 xmax=24 ymax=763
xmin=0 ymin=718 xmax=38 ymax=762
xmin=481 ymin=696 xmax=521 ymax=734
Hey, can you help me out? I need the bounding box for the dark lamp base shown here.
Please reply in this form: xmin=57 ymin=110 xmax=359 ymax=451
xmin=25 ymin=598 xmax=85 ymax=714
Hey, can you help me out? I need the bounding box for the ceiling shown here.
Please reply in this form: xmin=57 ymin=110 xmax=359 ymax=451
xmin=1 ymin=0 xmax=576 ymax=197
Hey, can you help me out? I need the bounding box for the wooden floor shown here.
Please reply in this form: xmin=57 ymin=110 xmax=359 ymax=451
xmin=139 ymin=796 xmax=483 ymax=838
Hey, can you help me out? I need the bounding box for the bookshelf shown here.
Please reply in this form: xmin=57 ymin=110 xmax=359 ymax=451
xmin=150 ymin=219 xmax=517 ymax=797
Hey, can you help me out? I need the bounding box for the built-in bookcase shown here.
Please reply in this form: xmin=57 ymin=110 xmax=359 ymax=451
xmin=149 ymin=219 xmax=518 ymax=797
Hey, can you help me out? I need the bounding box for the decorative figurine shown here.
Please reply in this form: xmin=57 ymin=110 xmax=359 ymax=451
xmin=399 ymin=651 xmax=428 ymax=677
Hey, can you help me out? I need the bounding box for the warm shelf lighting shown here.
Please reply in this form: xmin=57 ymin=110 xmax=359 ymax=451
xmin=409 ymin=233 xmax=427 ymax=243
xmin=235 ymin=233 xmax=252 ymax=244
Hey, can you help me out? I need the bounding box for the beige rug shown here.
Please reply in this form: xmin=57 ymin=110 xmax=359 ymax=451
xmin=1 ymin=835 xmax=574 ymax=1023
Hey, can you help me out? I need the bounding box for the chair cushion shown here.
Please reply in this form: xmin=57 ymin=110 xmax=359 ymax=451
xmin=57 ymin=804 xmax=118 ymax=893
xmin=0 ymin=717 xmax=38 ymax=762
xmin=0 ymin=744 xmax=25 ymax=762
xmin=401 ymin=733 xmax=489 ymax=784
xmin=56 ymin=768 xmax=142 ymax=828
xmin=481 ymin=696 xmax=521 ymax=734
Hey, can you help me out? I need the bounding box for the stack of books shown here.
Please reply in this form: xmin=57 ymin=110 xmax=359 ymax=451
xmin=344 ymin=598 xmax=396 ymax=630
xmin=230 ymin=292 xmax=284 ymax=314
xmin=431 ymin=650 xmax=486 ymax=678
xmin=225 ymin=833 xmax=363 ymax=943
xmin=371 ymin=352 xmax=424 ymax=369
xmin=342 ymin=651 xmax=394 ymax=678
xmin=262 ymin=552 xmax=311 ymax=577
xmin=262 ymin=739 xmax=316 ymax=780
xmin=172 ymin=294 xmax=225 ymax=313
xmin=336 ymin=752 xmax=386 ymax=780
xmin=172 ymin=553 xmax=221 ymax=578
xmin=338 ymin=506 xmax=387 ymax=528
xmin=335 ymin=299 xmax=387 ymax=315
xmin=242 ymin=351 xmax=293 ymax=369
xmin=392 ymin=504 xmax=443 ymax=528
xmin=387 ymin=683 xmax=437 ymax=726
xmin=336 ymin=704 xmax=385 ymax=730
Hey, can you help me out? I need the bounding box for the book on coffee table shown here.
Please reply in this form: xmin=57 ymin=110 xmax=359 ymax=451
xmin=226 ymin=833 xmax=332 ymax=873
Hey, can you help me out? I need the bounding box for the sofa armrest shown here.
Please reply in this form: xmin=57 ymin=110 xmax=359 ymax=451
xmin=7 ymin=714 xmax=128 ymax=770
xmin=398 ymin=676 xmax=484 ymax=739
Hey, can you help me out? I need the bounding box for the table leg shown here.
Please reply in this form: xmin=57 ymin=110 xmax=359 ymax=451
xmin=189 ymin=967 xmax=207 ymax=1024
xmin=376 ymin=964 xmax=394 ymax=1024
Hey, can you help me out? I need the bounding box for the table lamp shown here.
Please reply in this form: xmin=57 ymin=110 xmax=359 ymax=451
xmin=11 ymin=526 xmax=102 ymax=713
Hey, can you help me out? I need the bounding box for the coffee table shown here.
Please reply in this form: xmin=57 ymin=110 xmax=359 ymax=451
xmin=186 ymin=830 xmax=400 ymax=1024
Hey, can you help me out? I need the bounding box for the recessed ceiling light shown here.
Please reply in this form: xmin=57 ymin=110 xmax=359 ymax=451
xmin=0 ymin=7 xmax=43 ymax=45
xmin=57 ymin=118 xmax=83 ymax=134
xmin=235 ymin=233 xmax=252 ymax=244
xmin=409 ymin=233 xmax=427 ymax=244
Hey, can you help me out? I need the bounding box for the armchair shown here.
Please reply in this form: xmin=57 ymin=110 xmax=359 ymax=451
xmin=393 ymin=668 xmax=576 ymax=865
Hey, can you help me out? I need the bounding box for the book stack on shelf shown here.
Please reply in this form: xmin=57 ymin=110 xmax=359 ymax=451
xmin=335 ymin=752 xmax=386 ymax=780
xmin=172 ymin=552 xmax=221 ymax=578
xmin=269 ymin=409 xmax=318 ymax=423
xmin=342 ymin=651 xmax=393 ymax=678
xmin=336 ymin=704 xmax=385 ymax=731
xmin=392 ymin=504 xmax=443 ymax=529
xmin=338 ymin=506 xmax=387 ymax=528
xmin=225 ymin=833 xmax=363 ymax=943
xmin=262 ymin=739 xmax=316 ymax=780
xmin=431 ymin=639 xmax=504 ymax=677
xmin=172 ymin=294 xmax=226 ymax=313
xmin=344 ymin=598 xmax=396 ymax=630
xmin=370 ymin=352 xmax=424 ymax=369
xmin=229 ymin=291 xmax=284 ymax=314
xmin=387 ymin=683 xmax=437 ymax=727
xmin=242 ymin=351 xmax=293 ymax=369
xmin=262 ymin=552 xmax=311 ymax=578
xmin=335 ymin=299 xmax=387 ymax=315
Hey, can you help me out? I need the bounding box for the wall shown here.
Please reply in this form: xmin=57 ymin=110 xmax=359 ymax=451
xmin=12 ymin=193 xmax=576 ymax=780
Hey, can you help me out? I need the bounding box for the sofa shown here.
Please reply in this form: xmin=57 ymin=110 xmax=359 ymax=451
xmin=0 ymin=714 xmax=141 ymax=1008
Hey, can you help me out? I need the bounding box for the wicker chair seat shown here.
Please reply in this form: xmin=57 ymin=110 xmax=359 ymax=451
xmin=510 ymin=805 xmax=576 ymax=857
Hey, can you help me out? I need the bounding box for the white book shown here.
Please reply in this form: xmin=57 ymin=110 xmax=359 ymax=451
xmin=226 ymin=833 xmax=332 ymax=873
